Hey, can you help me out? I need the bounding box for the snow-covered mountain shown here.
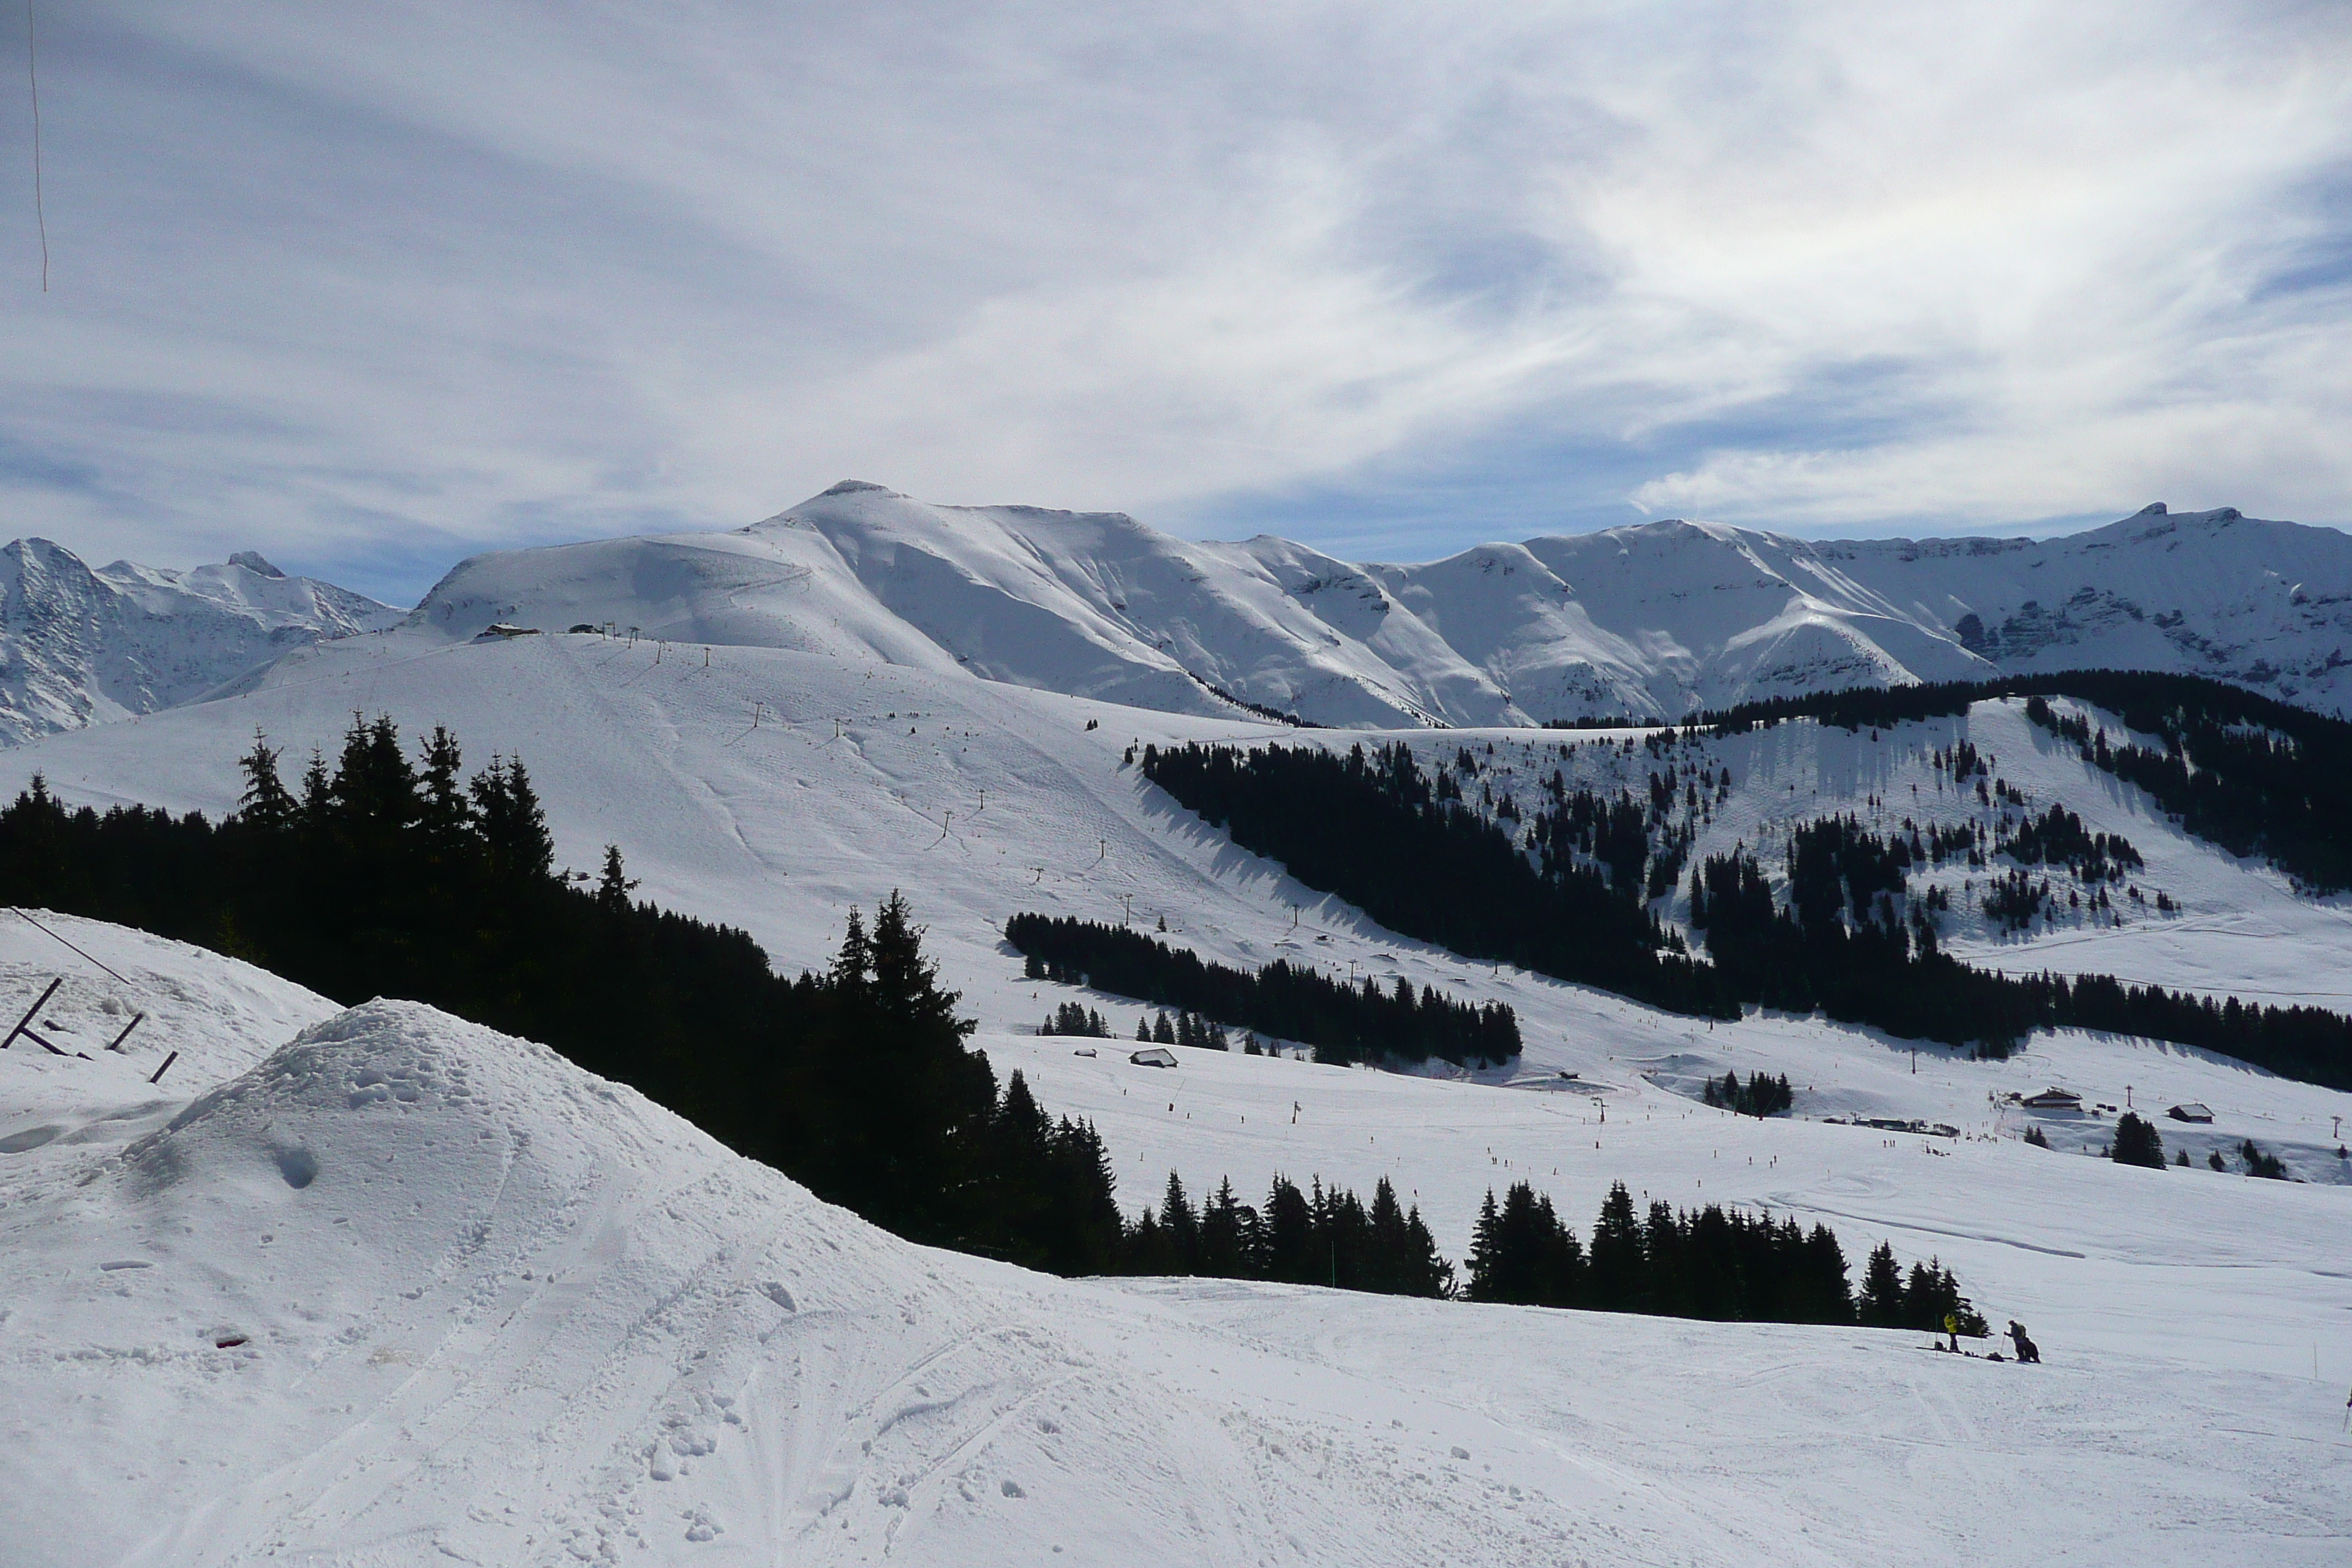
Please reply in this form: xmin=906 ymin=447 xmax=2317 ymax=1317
xmin=0 ymin=538 xmax=402 ymax=745
xmin=406 ymin=484 xmax=2352 ymax=725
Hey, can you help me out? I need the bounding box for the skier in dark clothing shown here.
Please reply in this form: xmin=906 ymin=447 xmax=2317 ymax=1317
xmin=2007 ymin=1320 xmax=2040 ymax=1363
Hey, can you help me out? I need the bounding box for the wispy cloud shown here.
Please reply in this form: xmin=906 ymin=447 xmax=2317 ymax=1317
xmin=2 ymin=1 xmax=2345 ymax=598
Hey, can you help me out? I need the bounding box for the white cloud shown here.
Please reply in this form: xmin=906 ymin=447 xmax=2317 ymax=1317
xmin=1 ymin=1 xmax=2345 ymax=594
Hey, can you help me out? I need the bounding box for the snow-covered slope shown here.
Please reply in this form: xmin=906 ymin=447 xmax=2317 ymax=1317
xmin=3 ymin=938 xmax=2343 ymax=1565
xmin=0 ymin=538 xmax=402 ymax=745
xmin=7 ymin=630 xmax=2348 ymax=1056
xmin=404 ymin=485 xmax=2352 ymax=725
xmin=4 ymin=626 xmax=2348 ymax=1196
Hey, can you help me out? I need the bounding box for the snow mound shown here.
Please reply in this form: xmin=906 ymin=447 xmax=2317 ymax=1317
xmin=13 ymin=998 xmax=1666 ymax=1565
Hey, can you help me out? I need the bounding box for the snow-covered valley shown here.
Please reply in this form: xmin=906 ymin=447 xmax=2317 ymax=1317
xmin=1 ymin=538 xmax=2349 ymax=1563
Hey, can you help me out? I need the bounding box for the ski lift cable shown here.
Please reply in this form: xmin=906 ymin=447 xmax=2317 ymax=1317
xmin=27 ymin=0 xmax=46 ymax=291
xmin=25 ymin=1 xmax=45 ymax=291
xmin=12 ymin=907 xmax=129 ymax=984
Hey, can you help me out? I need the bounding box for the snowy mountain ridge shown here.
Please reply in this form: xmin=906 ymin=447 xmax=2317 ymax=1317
xmin=0 ymin=538 xmax=403 ymax=745
xmin=407 ymin=484 xmax=2352 ymax=726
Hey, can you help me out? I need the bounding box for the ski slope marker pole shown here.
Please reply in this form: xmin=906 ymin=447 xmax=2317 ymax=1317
xmin=148 ymin=1050 xmax=178 ymax=1085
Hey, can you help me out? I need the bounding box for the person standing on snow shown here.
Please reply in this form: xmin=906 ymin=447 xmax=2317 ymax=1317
xmin=2007 ymin=1321 xmax=2039 ymax=1363
xmin=1944 ymin=1313 xmax=1961 ymax=1353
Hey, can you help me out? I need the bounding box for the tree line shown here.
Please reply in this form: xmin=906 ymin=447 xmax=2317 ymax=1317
xmin=1692 ymin=834 xmax=2352 ymax=1079
xmin=1703 ymin=1071 xmax=1793 ymax=1117
xmin=1006 ymin=912 xmax=1520 ymax=1066
xmin=1117 ymin=1172 xmax=1455 ymax=1294
xmin=1137 ymin=742 xmax=1737 ymax=1020
xmin=1140 ymin=736 xmax=2352 ymax=1087
xmin=1678 ymin=670 xmax=2352 ymax=894
xmin=1464 ymin=1180 xmax=1982 ymax=1333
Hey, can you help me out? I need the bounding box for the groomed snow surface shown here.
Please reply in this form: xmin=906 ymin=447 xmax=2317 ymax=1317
xmin=2 ymin=920 xmax=2345 ymax=1567
xmin=0 ymin=629 xmax=2348 ymax=1562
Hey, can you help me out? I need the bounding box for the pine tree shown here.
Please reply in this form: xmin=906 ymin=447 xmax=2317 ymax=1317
xmin=470 ymin=756 xmax=555 ymax=881
xmin=1366 ymin=1177 xmax=1411 ymax=1294
xmin=1857 ymin=1242 xmax=1906 ymax=1326
xmin=1642 ymin=1200 xmax=1684 ymax=1315
xmin=595 ymin=845 xmax=638 ymax=909
xmin=1796 ymin=1223 xmax=1852 ymax=1324
xmin=418 ymin=725 xmax=470 ymax=840
xmin=1159 ymin=1172 xmax=1200 ymax=1274
xmin=1466 ymin=1189 xmax=1504 ymax=1300
xmin=300 ymin=748 xmax=333 ymax=822
xmin=1262 ymin=1175 xmax=1313 ymax=1282
xmin=870 ymin=891 xmax=973 ymax=1044
xmin=235 ymin=731 xmax=296 ymax=829
xmin=832 ymin=908 xmax=872 ymax=1001
xmin=1587 ymin=1181 xmax=1644 ymax=1310
xmin=1198 ymin=1177 xmax=1254 ymax=1277
xmin=334 ymin=714 xmax=423 ymax=832
xmin=1401 ymin=1203 xmax=1455 ymax=1298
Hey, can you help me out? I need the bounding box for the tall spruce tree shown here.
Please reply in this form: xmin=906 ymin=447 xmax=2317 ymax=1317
xmin=1857 ymin=1243 xmax=1906 ymax=1326
xmin=1588 ymin=1182 xmax=1645 ymax=1310
xmin=237 ymin=731 xmax=296 ymax=829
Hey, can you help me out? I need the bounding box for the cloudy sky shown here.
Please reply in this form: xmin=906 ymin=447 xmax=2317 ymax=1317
xmin=4 ymin=1 xmax=2348 ymax=602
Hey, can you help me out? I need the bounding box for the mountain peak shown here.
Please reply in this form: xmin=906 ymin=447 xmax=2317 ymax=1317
xmin=0 ymin=537 xmax=400 ymax=745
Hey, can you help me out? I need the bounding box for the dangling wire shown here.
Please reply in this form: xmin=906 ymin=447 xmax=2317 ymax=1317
xmin=27 ymin=0 xmax=47 ymax=290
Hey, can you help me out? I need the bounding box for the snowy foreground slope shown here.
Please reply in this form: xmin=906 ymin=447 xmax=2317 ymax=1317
xmin=407 ymin=483 xmax=2352 ymax=723
xmin=1 ymin=919 xmax=2345 ymax=1567
xmin=0 ymin=538 xmax=402 ymax=745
